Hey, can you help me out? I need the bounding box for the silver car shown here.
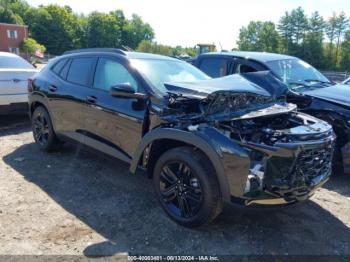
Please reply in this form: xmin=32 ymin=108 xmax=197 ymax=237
xmin=0 ymin=52 xmax=38 ymax=114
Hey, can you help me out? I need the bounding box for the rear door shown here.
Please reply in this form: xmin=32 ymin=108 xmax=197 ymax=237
xmin=47 ymin=56 xmax=97 ymax=136
xmin=84 ymin=57 xmax=147 ymax=158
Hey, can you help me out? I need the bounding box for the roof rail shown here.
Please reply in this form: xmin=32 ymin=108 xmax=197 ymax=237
xmin=63 ymin=48 xmax=127 ymax=56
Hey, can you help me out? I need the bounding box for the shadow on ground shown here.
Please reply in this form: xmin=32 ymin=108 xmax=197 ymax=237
xmin=2 ymin=136 xmax=350 ymax=256
xmin=0 ymin=115 xmax=30 ymax=135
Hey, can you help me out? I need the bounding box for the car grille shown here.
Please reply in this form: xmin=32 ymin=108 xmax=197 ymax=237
xmin=294 ymin=147 xmax=333 ymax=180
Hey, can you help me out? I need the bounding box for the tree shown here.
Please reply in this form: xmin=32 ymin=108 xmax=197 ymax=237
xmin=278 ymin=7 xmax=308 ymax=56
xmin=0 ymin=5 xmax=23 ymax=24
xmin=2 ymin=0 xmax=29 ymax=18
xmin=124 ymin=14 xmax=154 ymax=49
xmin=85 ymin=12 xmax=120 ymax=48
xmin=334 ymin=12 xmax=349 ymax=66
xmin=20 ymin=37 xmax=45 ymax=57
xmin=326 ymin=13 xmax=338 ymax=68
xmin=110 ymin=9 xmax=128 ymax=47
xmin=137 ymin=40 xmax=172 ymax=55
xmin=24 ymin=5 xmax=82 ymax=54
xmin=303 ymin=12 xmax=326 ymax=68
xmin=340 ymin=30 xmax=350 ymax=71
xmin=237 ymin=21 xmax=279 ymax=52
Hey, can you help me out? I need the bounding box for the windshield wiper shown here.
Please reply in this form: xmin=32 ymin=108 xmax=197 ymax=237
xmin=304 ymin=79 xmax=332 ymax=84
xmin=288 ymin=82 xmax=308 ymax=90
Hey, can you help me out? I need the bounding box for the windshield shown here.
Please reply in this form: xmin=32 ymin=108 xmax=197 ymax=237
xmin=266 ymin=59 xmax=331 ymax=90
xmin=0 ymin=55 xmax=34 ymax=69
xmin=131 ymin=58 xmax=210 ymax=93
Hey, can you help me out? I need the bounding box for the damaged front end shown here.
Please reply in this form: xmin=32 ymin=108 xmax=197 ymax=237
xmin=218 ymin=111 xmax=334 ymax=205
xmin=161 ymin=73 xmax=335 ymax=206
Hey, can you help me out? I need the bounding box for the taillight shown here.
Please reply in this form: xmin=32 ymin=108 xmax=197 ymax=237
xmin=28 ymin=79 xmax=33 ymax=92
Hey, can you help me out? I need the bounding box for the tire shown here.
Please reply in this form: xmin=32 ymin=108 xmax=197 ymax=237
xmin=153 ymin=146 xmax=223 ymax=227
xmin=31 ymin=106 xmax=62 ymax=152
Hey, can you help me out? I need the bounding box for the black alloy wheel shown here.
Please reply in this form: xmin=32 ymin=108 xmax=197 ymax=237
xmin=32 ymin=106 xmax=62 ymax=152
xmin=154 ymin=146 xmax=223 ymax=227
xmin=32 ymin=111 xmax=49 ymax=147
xmin=159 ymin=161 xmax=203 ymax=218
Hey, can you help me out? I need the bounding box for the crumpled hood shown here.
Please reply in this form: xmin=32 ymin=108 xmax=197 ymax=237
xmin=163 ymin=72 xmax=295 ymax=120
xmin=303 ymin=84 xmax=350 ymax=107
xmin=164 ymin=71 xmax=288 ymax=100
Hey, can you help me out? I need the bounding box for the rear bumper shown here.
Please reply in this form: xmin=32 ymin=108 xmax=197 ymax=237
xmin=0 ymin=102 xmax=28 ymax=115
xmin=0 ymin=93 xmax=28 ymax=105
xmin=0 ymin=93 xmax=28 ymax=115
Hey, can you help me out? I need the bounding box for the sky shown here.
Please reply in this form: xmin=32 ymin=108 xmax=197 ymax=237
xmin=27 ymin=0 xmax=350 ymax=50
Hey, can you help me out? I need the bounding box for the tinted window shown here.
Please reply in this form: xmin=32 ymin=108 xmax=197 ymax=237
xmin=67 ymin=58 xmax=95 ymax=86
xmin=235 ymin=63 xmax=257 ymax=74
xmin=60 ymin=60 xmax=70 ymax=79
xmin=93 ymin=58 xmax=138 ymax=91
xmin=52 ymin=59 xmax=67 ymax=75
xmin=199 ymin=58 xmax=224 ymax=78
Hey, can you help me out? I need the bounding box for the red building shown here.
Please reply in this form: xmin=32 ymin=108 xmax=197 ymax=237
xmin=0 ymin=23 xmax=28 ymax=55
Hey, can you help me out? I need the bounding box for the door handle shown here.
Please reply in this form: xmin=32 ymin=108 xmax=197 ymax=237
xmin=48 ymin=85 xmax=57 ymax=92
xmin=86 ymin=95 xmax=97 ymax=104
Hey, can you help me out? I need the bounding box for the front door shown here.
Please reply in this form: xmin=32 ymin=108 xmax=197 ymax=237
xmin=84 ymin=57 xmax=147 ymax=159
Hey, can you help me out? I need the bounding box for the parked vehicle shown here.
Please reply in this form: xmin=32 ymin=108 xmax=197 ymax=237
xmin=342 ymin=76 xmax=350 ymax=85
xmin=0 ymin=52 xmax=38 ymax=114
xmin=194 ymin=51 xmax=350 ymax=173
xmin=29 ymin=49 xmax=334 ymax=227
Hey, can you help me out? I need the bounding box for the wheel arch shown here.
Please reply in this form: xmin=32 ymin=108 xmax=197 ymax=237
xmin=130 ymin=128 xmax=231 ymax=201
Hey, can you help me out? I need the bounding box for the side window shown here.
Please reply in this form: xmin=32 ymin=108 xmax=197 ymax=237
xmin=199 ymin=58 xmax=225 ymax=78
xmin=93 ymin=58 xmax=138 ymax=91
xmin=235 ymin=63 xmax=257 ymax=74
xmin=59 ymin=60 xmax=71 ymax=80
xmin=67 ymin=57 xmax=95 ymax=86
xmin=52 ymin=59 xmax=67 ymax=75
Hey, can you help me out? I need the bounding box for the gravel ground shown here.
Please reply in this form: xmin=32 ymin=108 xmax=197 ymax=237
xmin=0 ymin=116 xmax=350 ymax=257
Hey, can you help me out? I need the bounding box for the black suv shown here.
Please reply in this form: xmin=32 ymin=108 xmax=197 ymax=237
xmin=29 ymin=49 xmax=334 ymax=227
xmin=194 ymin=51 xmax=350 ymax=173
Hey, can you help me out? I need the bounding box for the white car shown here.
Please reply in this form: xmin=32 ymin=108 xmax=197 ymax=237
xmin=0 ymin=52 xmax=38 ymax=114
xmin=342 ymin=76 xmax=350 ymax=85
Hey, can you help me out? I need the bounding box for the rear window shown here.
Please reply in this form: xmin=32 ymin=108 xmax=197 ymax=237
xmin=0 ymin=55 xmax=34 ymax=69
xmin=67 ymin=58 xmax=95 ymax=86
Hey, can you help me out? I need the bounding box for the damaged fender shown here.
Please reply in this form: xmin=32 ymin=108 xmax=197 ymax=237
xmin=129 ymin=127 xmax=251 ymax=202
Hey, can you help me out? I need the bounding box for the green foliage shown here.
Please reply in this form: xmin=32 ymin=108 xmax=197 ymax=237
xmin=340 ymin=30 xmax=350 ymax=70
xmin=1 ymin=1 xmax=155 ymax=55
xmin=136 ymin=40 xmax=196 ymax=57
xmin=124 ymin=14 xmax=154 ymax=49
xmin=86 ymin=12 xmax=120 ymax=48
xmin=238 ymin=7 xmax=350 ymax=71
xmin=237 ymin=21 xmax=279 ymax=52
xmin=0 ymin=5 xmax=23 ymax=24
xmin=20 ymin=37 xmax=45 ymax=55
xmin=23 ymin=5 xmax=81 ymax=55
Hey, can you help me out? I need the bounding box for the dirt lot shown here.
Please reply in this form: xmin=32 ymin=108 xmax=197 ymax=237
xmin=0 ymin=115 xmax=350 ymax=257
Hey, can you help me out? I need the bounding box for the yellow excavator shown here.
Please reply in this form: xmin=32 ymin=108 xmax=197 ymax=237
xmin=195 ymin=43 xmax=216 ymax=55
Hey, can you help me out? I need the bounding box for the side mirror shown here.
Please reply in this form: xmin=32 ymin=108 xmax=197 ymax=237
xmin=109 ymin=83 xmax=146 ymax=99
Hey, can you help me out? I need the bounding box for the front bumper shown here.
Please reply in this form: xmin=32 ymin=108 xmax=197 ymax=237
xmin=235 ymin=134 xmax=335 ymax=206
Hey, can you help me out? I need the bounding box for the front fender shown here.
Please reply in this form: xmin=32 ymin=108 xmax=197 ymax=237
xmin=130 ymin=127 xmax=251 ymax=202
